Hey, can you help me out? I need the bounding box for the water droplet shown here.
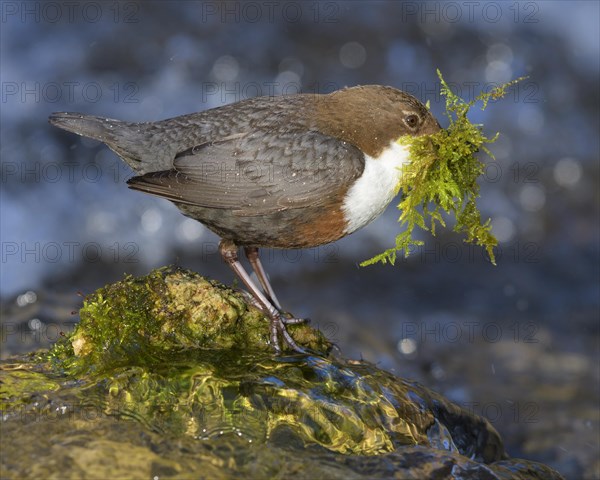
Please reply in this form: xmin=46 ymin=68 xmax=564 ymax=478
xmin=553 ymin=157 xmax=582 ymax=187
xmin=397 ymin=338 xmax=417 ymax=356
xmin=519 ymin=185 xmax=546 ymax=212
xmin=211 ymin=55 xmax=240 ymax=82
xmin=492 ymin=216 xmax=516 ymax=243
xmin=140 ymin=208 xmax=163 ymax=234
xmin=28 ymin=318 xmax=43 ymax=331
xmin=339 ymin=42 xmax=367 ymax=69
xmin=16 ymin=290 xmax=37 ymax=306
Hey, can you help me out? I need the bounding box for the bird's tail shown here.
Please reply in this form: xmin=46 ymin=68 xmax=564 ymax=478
xmin=48 ymin=112 xmax=161 ymax=173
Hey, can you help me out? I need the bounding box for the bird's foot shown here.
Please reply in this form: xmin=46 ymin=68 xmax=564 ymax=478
xmin=237 ymin=291 xmax=308 ymax=353
xmin=280 ymin=312 xmax=310 ymax=325
xmin=269 ymin=313 xmax=307 ymax=355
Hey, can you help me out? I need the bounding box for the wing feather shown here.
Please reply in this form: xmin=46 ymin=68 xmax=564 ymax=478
xmin=127 ymin=130 xmax=365 ymax=216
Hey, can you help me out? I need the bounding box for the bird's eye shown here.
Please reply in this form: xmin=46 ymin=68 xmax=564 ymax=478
xmin=404 ymin=114 xmax=419 ymax=129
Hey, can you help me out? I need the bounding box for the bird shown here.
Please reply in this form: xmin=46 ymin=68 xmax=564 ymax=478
xmin=49 ymin=85 xmax=441 ymax=354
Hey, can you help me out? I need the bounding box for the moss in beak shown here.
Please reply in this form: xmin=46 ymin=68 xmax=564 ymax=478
xmin=362 ymin=70 xmax=527 ymax=267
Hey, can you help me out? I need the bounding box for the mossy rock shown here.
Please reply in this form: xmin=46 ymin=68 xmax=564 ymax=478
xmin=0 ymin=267 xmax=564 ymax=479
xmin=49 ymin=266 xmax=330 ymax=375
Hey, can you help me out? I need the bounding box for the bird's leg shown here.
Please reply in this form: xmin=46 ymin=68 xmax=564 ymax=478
xmin=219 ymin=240 xmax=306 ymax=354
xmin=243 ymin=246 xmax=282 ymax=309
xmin=244 ymin=247 xmax=307 ymax=326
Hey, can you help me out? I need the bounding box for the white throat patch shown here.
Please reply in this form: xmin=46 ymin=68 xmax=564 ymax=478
xmin=341 ymin=141 xmax=410 ymax=234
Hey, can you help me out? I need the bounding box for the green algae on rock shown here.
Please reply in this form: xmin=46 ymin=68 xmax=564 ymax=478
xmin=48 ymin=266 xmax=331 ymax=375
xmin=362 ymin=70 xmax=526 ymax=266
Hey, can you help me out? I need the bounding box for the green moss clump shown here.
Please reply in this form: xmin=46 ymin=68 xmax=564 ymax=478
xmin=48 ymin=266 xmax=330 ymax=375
xmin=361 ymin=70 xmax=526 ymax=266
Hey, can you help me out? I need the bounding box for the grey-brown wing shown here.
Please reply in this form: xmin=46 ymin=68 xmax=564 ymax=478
xmin=127 ymin=131 xmax=365 ymax=216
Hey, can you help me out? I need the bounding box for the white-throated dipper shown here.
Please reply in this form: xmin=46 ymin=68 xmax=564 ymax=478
xmin=49 ymin=86 xmax=440 ymax=353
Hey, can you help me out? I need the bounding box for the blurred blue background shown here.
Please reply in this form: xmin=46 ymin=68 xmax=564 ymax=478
xmin=1 ymin=2 xmax=598 ymax=478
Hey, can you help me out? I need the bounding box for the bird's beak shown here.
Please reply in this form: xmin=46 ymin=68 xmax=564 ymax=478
xmin=422 ymin=115 xmax=442 ymax=136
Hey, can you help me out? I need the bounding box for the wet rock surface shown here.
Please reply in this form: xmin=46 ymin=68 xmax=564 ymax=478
xmin=1 ymin=268 xmax=564 ymax=479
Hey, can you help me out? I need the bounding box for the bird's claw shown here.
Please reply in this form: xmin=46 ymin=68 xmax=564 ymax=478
xmin=270 ymin=314 xmax=307 ymax=354
xmin=281 ymin=317 xmax=309 ymax=325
